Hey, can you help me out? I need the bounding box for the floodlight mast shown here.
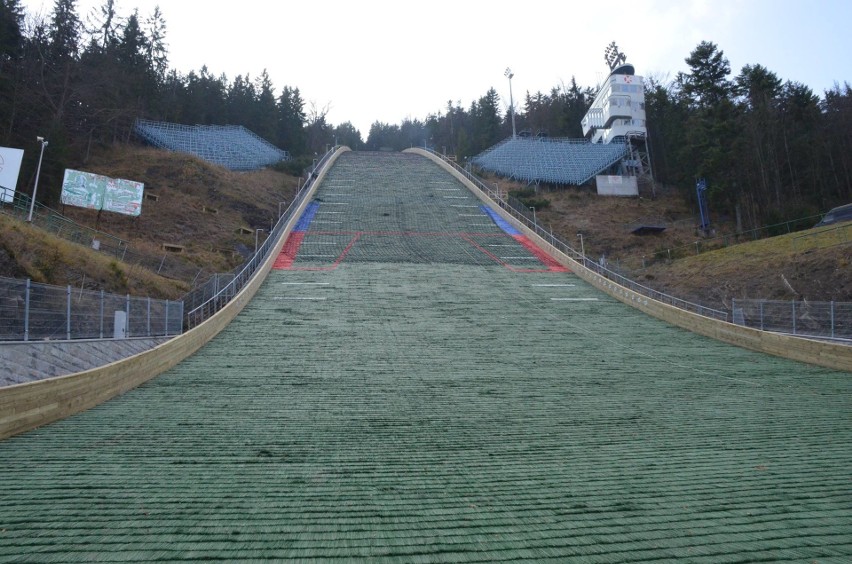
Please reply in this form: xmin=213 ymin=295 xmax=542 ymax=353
xmin=27 ymin=136 xmax=48 ymax=223
xmin=505 ymin=67 xmax=516 ymax=139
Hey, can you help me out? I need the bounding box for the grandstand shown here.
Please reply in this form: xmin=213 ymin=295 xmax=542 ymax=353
xmin=134 ymin=119 xmax=289 ymax=171
xmin=472 ymin=136 xmax=628 ymax=185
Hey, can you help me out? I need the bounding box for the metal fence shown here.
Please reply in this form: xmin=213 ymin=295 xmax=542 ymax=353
xmin=732 ymin=299 xmax=851 ymax=342
xmin=791 ymin=222 xmax=852 ymax=252
xmin=184 ymin=146 xmax=340 ymax=329
xmin=424 ymin=149 xmax=730 ymax=321
xmin=0 ymin=276 xmax=183 ymax=342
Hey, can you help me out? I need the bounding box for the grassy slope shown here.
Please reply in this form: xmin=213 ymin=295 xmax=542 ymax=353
xmin=492 ymin=175 xmax=851 ymax=306
xmin=1 ymin=145 xmax=849 ymax=306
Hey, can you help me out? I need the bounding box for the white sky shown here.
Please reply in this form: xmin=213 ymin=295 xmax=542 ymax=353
xmin=21 ymin=0 xmax=852 ymax=137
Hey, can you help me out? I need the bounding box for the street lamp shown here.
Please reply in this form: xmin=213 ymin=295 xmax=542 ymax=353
xmin=27 ymin=136 xmax=48 ymax=223
xmin=577 ymin=233 xmax=585 ymax=261
xmin=255 ymin=228 xmax=265 ymax=256
xmin=278 ymin=200 xmax=287 ymax=219
xmin=504 ymin=67 xmax=516 ymax=139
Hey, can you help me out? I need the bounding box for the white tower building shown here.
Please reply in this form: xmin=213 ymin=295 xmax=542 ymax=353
xmin=581 ymin=43 xmax=653 ymax=186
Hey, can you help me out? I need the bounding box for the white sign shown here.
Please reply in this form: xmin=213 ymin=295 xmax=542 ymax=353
xmin=0 ymin=146 xmax=24 ymax=203
xmin=596 ymin=175 xmax=638 ymax=197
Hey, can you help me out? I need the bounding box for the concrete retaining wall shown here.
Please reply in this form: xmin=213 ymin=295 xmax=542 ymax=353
xmin=410 ymin=148 xmax=851 ymax=373
xmin=0 ymin=148 xmax=349 ymax=440
xmin=1 ymin=337 xmax=172 ymax=386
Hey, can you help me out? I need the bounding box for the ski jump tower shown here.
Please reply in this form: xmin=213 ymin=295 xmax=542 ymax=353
xmin=581 ymin=43 xmax=654 ymax=192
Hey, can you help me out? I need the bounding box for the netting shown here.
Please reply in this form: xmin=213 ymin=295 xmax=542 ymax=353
xmin=276 ymin=152 xmax=565 ymax=272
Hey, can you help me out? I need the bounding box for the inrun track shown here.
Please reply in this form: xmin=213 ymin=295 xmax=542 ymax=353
xmin=1 ymin=152 xmax=849 ymax=562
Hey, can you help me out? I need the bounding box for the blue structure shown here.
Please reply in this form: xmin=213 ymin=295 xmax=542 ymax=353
xmin=134 ymin=120 xmax=289 ymax=171
xmin=472 ymin=137 xmax=628 ymax=186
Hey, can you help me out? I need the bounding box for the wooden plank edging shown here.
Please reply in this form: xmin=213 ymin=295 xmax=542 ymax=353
xmin=408 ymin=148 xmax=851 ymax=372
xmin=0 ymin=148 xmax=350 ymax=440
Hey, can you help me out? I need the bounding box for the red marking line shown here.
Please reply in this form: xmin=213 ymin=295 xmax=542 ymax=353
xmin=274 ymin=234 xmax=360 ymax=271
xmin=275 ymin=231 xmax=569 ymax=273
xmin=512 ymin=235 xmax=570 ymax=272
xmin=273 ymin=232 xmax=305 ymax=269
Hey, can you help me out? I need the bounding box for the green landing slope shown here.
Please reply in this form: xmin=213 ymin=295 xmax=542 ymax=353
xmin=0 ymin=152 xmax=849 ymax=562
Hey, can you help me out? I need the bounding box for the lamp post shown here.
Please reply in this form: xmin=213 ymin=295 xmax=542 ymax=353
xmin=255 ymin=228 xmax=265 ymax=256
xmin=27 ymin=136 xmax=48 ymax=223
xmin=279 ymin=200 xmax=287 ymax=219
xmin=505 ymin=67 xmax=516 ymax=139
xmin=577 ymin=233 xmax=585 ymax=261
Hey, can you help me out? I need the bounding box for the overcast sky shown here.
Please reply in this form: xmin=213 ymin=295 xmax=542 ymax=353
xmin=21 ymin=0 xmax=852 ymax=137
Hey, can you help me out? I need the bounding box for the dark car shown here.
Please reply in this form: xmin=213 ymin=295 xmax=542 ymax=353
xmin=815 ymin=203 xmax=852 ymax=227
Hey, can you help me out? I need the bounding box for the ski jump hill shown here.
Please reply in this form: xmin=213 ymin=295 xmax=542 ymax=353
xmin=0 ymin=151 xmax=850 ymax=561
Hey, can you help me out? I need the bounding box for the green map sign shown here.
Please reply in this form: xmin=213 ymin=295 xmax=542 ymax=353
xmin=61 ymin=169 xmax=144 ymax=217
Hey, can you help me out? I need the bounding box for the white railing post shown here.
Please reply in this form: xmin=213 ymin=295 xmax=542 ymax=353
xmin=66 ymin=285 xmax=72 ymax=340
xmin=792 ymin=301 xmax=796 ymax=335
xmin=830 ymin=301 xmax=835 ymax=339
xmin=24 ymin=278 xmax=30 ymax=342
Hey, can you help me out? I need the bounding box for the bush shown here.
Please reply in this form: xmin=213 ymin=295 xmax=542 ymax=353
xmin=509 ymin=189 xmax=551 ymax=211
xmin=272 ymin=156 xmax=315 ymax=177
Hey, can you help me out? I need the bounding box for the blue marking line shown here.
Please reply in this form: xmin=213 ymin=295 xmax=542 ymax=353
xmin=294 ymin=201 xmax=321 ymax=232
xmin=480 ymin=206 xmax=521 ymax=235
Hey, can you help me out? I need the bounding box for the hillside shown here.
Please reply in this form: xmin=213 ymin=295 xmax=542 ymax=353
xmin=1 ymin=146 xmax=300 ymax=299
xmin=1 ymin=145 xmax=849 ymax=308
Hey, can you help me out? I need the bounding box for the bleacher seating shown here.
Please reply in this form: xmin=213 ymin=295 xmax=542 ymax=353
xmin=473 ymin=137 xmax=628 ymax=185
xmin=134 ymin=120 xmax=289 ymax=171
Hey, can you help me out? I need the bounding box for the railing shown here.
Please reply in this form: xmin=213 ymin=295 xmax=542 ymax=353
xmin=629 ymin=213 xmax=827 ymax=269
xmin=183 ymin=146 xmax=339 ymax=329
xmin=0 ymin=276 xmax=183 ymax=342
xmin=424 ymin=149 xmax=728 ymax=321
xmin=791 ymin=222 xmax=851 ymax=252
xmin=732 ymin=299 xmax=851 ymax=342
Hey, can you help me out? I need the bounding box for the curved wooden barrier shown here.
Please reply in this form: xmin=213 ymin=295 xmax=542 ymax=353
xmin=409 ymin=148 xmax=851 ymax=372
xmin=0 ymin=148 xmax=350 ymax=440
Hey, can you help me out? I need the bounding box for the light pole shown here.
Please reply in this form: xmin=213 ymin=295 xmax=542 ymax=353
xmin=279 ymin=200 xmax=287 ymax=219
xmin=577 ymin=233 xmax=585 ymax=261
xmin=255 ymin=228 xmax=265 ymax=256
xmin=505 ymin=67 xmax=516 ymax=139
xmin=27 ymin=136 xmax=48 ymax=223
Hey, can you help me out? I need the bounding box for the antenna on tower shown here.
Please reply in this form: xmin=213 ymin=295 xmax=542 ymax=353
xmin=604 ymin=41 xmax=627 ymax=71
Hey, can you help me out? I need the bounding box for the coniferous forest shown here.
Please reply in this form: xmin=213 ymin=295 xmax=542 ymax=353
xmin=1 ymin=0 xmax=850 ymax=229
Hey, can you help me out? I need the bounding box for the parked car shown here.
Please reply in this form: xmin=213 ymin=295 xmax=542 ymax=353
xmin=814 ymin=203 xmax=852 ymax=227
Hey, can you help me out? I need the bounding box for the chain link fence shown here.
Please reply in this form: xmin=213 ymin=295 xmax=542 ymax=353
xmin=0 ymin=276 xmax=183 ymax=342
xmin=732 ymin=299 xmax=851 ymax=342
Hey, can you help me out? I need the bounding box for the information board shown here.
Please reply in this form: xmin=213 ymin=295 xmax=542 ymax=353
xmin=61 ymin=169 xmax=144 ymax=216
